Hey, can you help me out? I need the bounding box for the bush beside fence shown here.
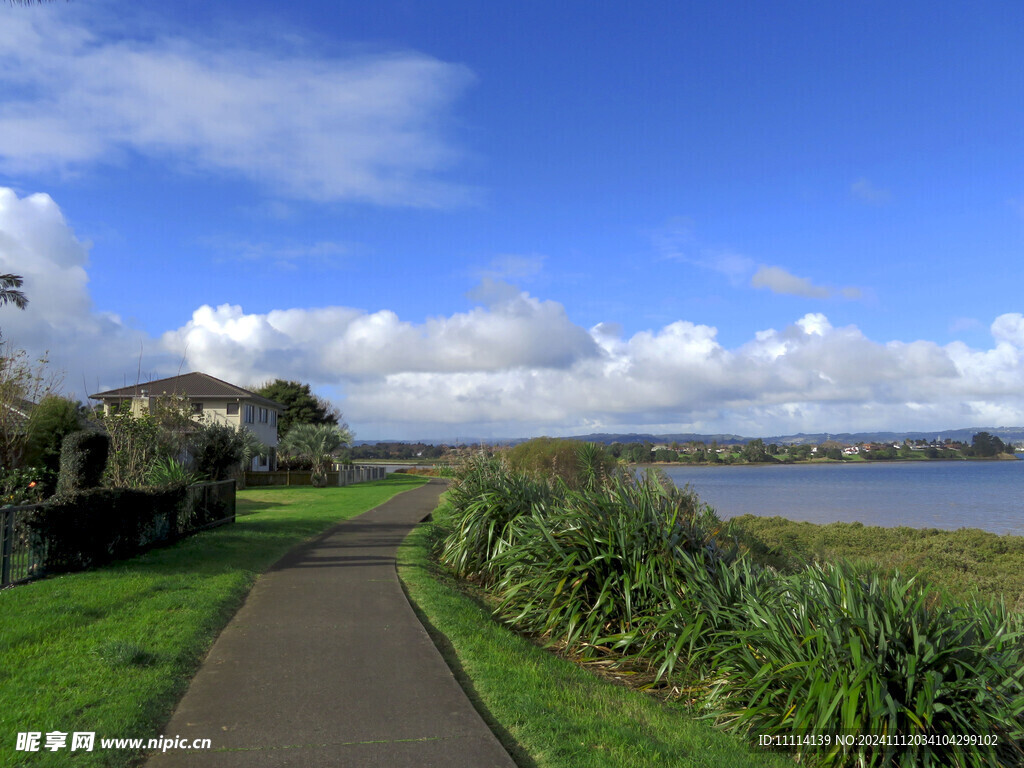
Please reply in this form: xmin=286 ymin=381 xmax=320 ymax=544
xmin=1 ymin=480 xmax=236 ymax=587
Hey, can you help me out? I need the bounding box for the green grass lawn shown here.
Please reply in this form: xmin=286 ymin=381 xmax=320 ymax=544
xmin=0 ymin=474 xmax=427 ymax=767
xmin=397 ymin=502 xmax=796 ymax=768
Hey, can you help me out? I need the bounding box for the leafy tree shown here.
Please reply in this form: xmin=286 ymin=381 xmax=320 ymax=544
xmin=788 ymin=444 xmax=813 ymax=461
xmin=971 ymin=431 xmax=1006 ymax=458
xmin=190 ymin=422 xmax=252 ymax=481
xmin=626 ymin=443 xmax=649 ymax=464
xmin=279 ymin=423 xmax=352 ymax=486
xmin=742 ymin=438 xmax=767 ymax=463
xmin=653 ymin=448 xmax=679 ymax=463
xmin=24 ymin=395 xmax=83 ymax=495
xmin=254 ymin=379 xmax=342 ymax=436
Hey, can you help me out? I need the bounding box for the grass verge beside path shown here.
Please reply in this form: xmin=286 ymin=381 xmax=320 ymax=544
xmin=0 ymin=474 xmax=428 ymax=768
xmin=397 ymin=501 xmax=794 ymax=768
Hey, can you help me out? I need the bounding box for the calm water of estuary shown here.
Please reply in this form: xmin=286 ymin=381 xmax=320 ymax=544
xmin=660 ymin=460 xmax=1024 ymax=536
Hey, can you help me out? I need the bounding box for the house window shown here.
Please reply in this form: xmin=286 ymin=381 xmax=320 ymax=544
xmin=192 ymin=402 xmax=204 ymax=415
xmin=226 ymin=403 xmax=239 ymax=415
xmin=259 ymin=407 xmax=268 ymax=423
xmin=244 ymin=405 xmax=255 ymax=423
xmin=270 ymin=411 xmax=277 ymax=426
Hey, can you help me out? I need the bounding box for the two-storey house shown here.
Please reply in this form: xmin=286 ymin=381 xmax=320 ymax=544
xmin=90 ymin=372 xmax=285 ymax=471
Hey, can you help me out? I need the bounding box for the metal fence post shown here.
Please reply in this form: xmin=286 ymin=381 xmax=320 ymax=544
xmin=1 ymin=509 xmax=13 ymax=587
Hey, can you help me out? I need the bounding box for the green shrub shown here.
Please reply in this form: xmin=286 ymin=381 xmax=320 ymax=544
xmin=56 ymin=430 xmax=110 ymax=494
xmin=0 ymin=466 xmax=49 ymax=506
xmin=146 ymin=456 xmax=203 ymax=488
xmin=99 ymin=394 xmax=195 ymax=487
xmin=24 ymin=394 xmax=83 ymax=494
xmin=506 ymin=437 xmax=617 ymax=490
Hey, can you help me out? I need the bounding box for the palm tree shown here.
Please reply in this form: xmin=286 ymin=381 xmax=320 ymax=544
xmin=279 ymin=423 xmax=352 ymax=487
xmin=237 ymin=427 xmax=269 ymax=470
xmin=0 ymin=275 xmax=27 ymax=310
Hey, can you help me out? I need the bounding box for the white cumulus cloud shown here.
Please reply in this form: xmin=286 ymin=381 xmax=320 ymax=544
xmin=0 ymin=9 xmax=474 ymax=206
xmin=160 ymin=284 xmax=601 ymax=386
xmin=0 ymin=187 xmax=158 ymax=391
xmin=7 ymin=186 xmax=1024 ymax=438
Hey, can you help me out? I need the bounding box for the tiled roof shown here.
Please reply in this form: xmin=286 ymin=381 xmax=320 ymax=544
xmin=90 ymin=372 xmax=285 ymax=409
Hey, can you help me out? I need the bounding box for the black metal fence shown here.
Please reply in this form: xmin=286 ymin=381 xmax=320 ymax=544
xmin=181 ymin=479 xmax=237 ymax=531
xmin=0 ymin=479 xmax=236 ymax=589
xmin=0 ymin=502 xmax=43 ymax=587
xmin=243 ymin=465 xmax=388 ymax=487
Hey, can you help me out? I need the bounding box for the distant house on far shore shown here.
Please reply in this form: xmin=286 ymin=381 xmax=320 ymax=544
xmin=89 ymin=372 xmax=284 ymax=471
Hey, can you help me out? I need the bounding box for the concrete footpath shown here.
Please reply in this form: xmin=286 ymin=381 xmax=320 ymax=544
xmin=147 ymin=480 xmax=518 ymax=768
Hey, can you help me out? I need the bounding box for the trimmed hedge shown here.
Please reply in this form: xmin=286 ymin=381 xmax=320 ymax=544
xmin=56 ymin=430 xmax=110 ymax=495
xmin=26 ymin=487 xmax=184 ymax=573
xmin=23 ymin=483 xmax=235 ymax=576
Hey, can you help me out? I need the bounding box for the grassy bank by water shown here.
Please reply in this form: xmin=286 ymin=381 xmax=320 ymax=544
xmin=730 ymin=515 xmax=1024 ymax=610
xmin=397 ymin=500 xmax=793 ymax=768
xmin=0 ymin=475 xmax=427 ymax=767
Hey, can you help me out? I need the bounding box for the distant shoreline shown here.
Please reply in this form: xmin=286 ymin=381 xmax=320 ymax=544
xmin=633 ymin=454 xmax=1022 ymax=468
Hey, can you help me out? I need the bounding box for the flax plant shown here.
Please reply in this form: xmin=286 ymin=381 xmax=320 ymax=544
xmin=492 ymin=471 xmax=732 ymax=661
xmin=697 ymin=562 xmax=1024 ymax=767
xmin=439 ymin=452 xmax=555 ymax=584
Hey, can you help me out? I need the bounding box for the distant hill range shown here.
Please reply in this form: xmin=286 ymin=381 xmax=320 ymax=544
xmin=356 ymin=427 xmax=1024 ymax=447
xmin=566 ymin=427 xmax=1024 ymax=446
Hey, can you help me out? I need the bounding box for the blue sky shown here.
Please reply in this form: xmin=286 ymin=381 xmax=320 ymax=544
xmin=2 ymin=0 xmax=1024 ymax=440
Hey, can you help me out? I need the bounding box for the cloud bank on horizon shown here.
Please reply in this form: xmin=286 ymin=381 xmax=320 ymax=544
xmin=4 ymin=186 xmax=1024 ymax=440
